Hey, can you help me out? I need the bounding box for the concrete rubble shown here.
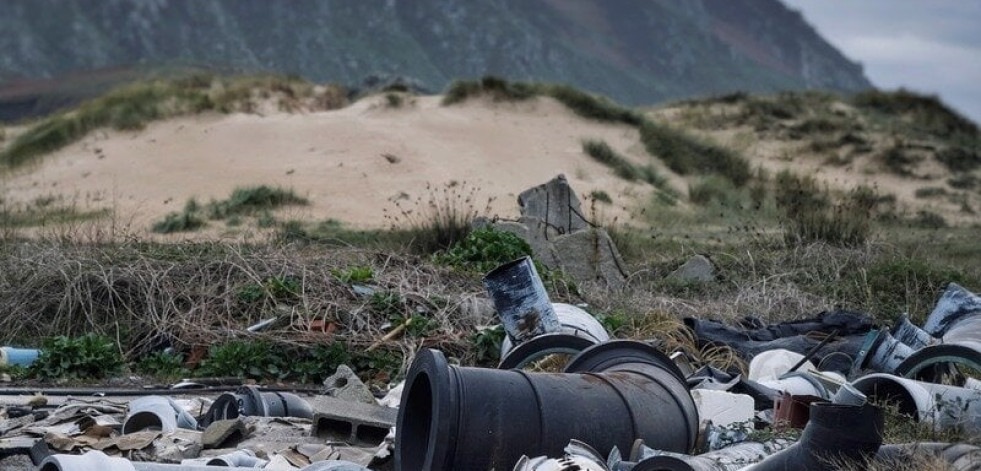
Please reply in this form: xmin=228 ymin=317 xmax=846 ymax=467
xmin=2 ymin=267 xmax=980 ymax=471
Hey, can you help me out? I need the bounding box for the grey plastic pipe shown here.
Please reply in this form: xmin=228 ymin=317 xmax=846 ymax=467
xmin=499 ymin=303 xmax=610 ymax=369
xmin=206 ymin=385 xmax=313 ymax=423
xmin=852 ymin=373 xmax=981 ymax=433
xmin=122 ymin=396 xmax=198 ymax=434
xmin=628 ymin=439 xmax=794 ymax=471
xmin=483 ymin=257 xmax=560 ymax=345
xmin=40 ymin=451 xmax=262 ymax=471
xmin=896 ymin=283 xmax=981 ymax=381
xmin=876 ymin=442 xmax=981 ymax=471
xmin=758 ymin=372 xmax=831 ymax=399
xmin=204 ymin=450 xmax=267 ymax=467
xmin=891 ymin=314 xmax=934 ymax=349
xmin=297 ymin=461 xmax=372 ymax=471
xmin=851 ymin=329 xmax=917 ymax=374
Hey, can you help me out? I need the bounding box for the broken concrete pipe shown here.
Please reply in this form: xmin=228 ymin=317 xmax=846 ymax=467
xmin=395 ymin=340 xmax=698 ymax=471
xmin=483 ymin=256 xmax=560 ymax=345
xmin=0 ymin=346 xmax=40 ymax=367
xmin=122 ymin=396 xmax=198 ymax=434
xmin=40 ymin=450 xmax=260 ymax=471
xmin=851 ymin=373 xmax=981 ymax=433
xmin=203 ymin=450 xmax=267 ymax=467
xmin=627 ymin=438 xmax=794 ymax=471
xmin=891 ymin=314 xmax=935 ymax=349
xmin=742 ymin=402 xmax=884 ymax=471
xmin=498 ymin=303 xmax=610 ymax=369
xmin=851 ymin=328 xmax=918 ymax=374
xmin=897 ymin=283 xmax=981 ymax=381
xmin=875 ymin=442 xmax=981 ymax=471
xmin=206 ymin=385 xmax=313 ymax=423
xmin=512 ymin=440 xmax=609 ymax=471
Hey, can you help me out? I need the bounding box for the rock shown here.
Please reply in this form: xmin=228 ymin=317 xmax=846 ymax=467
xmin=321 ymin=365 xmax=376 ymax=405
xmin=668 ymin=254 xmax=716 ymax=282
xmin=517 ymin=174 xmax=588 ymax=235
xmin=0 ymin=454 xmax=32 ymax=471
xmin=153 ymin=429 xmax=203 ymax=463
xmin=550 ymin=229 xmax=627 ymax=288
xmin=202 ymin=418 xmax=247 ymax=449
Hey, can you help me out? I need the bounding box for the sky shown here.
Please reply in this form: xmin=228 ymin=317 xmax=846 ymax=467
xmin=782 ymin=0 xmax=981 ymax=124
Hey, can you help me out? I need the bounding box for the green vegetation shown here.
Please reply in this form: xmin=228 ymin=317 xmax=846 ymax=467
xmin=136 ymin=351 xmax=189 ymax=379
xmin=0 ymin=75 xmax=346 ymax=170
xmin=384 ymin=182 xmax=487 ymax=254
xmin=936 ymin=146 xmax=981 ymax=172
xmin=31 ymin=333 xmax=124 ymax=380
xmin=581 ymin=139 xmax=667 ymax=187
xmin=444 ymin=76 xmax=751 ymax=186
xmin=852 ymin=88 xmax=978 ymax=140
xmin=437 ymin=227 xmax=533 ymax=272
xmin=332 ymin=266 xmax=374 ymax=283
xmin=590 ymin=190 xmax=613 ymax=205
xmin=207 ymin=186 xmax=308 ymax=219
xmin=236 ymin=276 xmax=300 ymax=303
xmin=152 ymin=210 xmax=206 ymax=234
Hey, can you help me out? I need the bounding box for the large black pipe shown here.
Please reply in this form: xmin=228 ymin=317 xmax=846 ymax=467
xmin=395 ymin=341 xmax=698 ymax=471
xmin=741 ymin=402 xmax=883 ymax=471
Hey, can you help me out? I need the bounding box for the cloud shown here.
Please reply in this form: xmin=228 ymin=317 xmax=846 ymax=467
xmin=783 ymin=0 xmax=981 ymax=123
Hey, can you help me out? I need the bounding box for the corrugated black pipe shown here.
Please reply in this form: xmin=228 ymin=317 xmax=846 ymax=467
xmin=395 ymin=341 xmax=698 ymax=471
xmin=741 ymin=402 xmax=883 ymax=471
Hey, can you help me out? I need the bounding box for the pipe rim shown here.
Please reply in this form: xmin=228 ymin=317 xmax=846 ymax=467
xmin=395 ymin=348 xmax=456 ymax=471
xmin=482 ymin=256 xmax=533 ymax=282
xmin=895 ymin=342 xmax=981 ymax=381
xmin=498 ymin=333 xmax=597 ymax=369
xmin=564 ymin=340 xmax=687 ymax=381
xmin=853 ymin=329 xmax=887 ymax=373
xmin=851 ymin=374 xmax=925 ymax=419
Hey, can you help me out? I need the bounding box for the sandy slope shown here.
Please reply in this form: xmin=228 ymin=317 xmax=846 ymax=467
xmin=1 ymin=96 xmax=668 ymax=233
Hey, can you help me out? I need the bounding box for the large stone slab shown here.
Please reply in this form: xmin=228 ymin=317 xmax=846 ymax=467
xmin=550 ymin=229 xmax=626 ymax=288
xmin=517 ymin=174 xmax=588 ymax=235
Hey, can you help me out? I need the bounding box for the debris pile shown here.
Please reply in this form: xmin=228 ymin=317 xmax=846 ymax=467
xmin=2 ymin=180 xmax=980 ymax=470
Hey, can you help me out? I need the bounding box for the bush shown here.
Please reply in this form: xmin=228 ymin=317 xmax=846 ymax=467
xmin=438 ymin=227 xmax=533 ymax=272
xmin=590 ymin=190 xmax=612 ymax=204
xmin=151 ymin=210 xmax=206 ymax=233
xmin=471 ymin=325 xmax=505 ymax=366
xmin=385 ymin=182 xmax=487 ymax=254
xmin=640 ymin=121 xmax=751 ymax=186
xmin=688 ymin=176 xmax=742 ymax=207
xmin=31 ymin=333 xmax=124 ymax=380
xmin=136 ymin=351 xmax=189 ymax=378
xmin=197 ymin=340 xmax=286 ymax=379
xmin=208 ymin=186 xmax=308 ymax=219
xmin=852 ymin=89 xmax=978 ymax=139
xmin=936 ymin=146 xmax=981 ymax=172
xmin=914 ymin=187 xmax=947 ymax=199
xmin=775 ymin=172 xmax=876 ymax=246
xmin=881 ymin=144 xmax=921 ymax=176
xmin=332 ymin=266 xmax=374 ymax=283
xmin=544 ymin=84 xmax=643 ymax=126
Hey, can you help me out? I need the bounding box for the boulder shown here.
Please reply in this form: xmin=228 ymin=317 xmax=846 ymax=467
xmin=517 ymin=174 xmax=588 ymax=235
xmin=321 ymin=365 xmax=376 ymax=405
xmin=550 ymin=229 xmax=626 ymax=288
xmin=669 ymin=254 xmax=716 ymax=282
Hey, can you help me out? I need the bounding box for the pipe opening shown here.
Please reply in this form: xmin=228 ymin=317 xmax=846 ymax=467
xmin=356 ymin=424 xmax=391 ymax=445
xmin=122 ymin=411 xmax=164 ymax=433
xmin=854 ymin=377 xmax=920 ymax=417
xmin=401 ymin=370 xmax=434 ymax=471
xmin=316 ymin=418 xmax=353 ymax=441
xmin=40 ymin=463 xmax=59 ymax=471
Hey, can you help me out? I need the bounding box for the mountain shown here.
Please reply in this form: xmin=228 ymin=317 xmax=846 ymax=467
xmin=0 ymin=0 xmax=869 ymax=112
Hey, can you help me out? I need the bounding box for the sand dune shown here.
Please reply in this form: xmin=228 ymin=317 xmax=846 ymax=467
xmin=1 ymin=95 xmax=668 ymax=233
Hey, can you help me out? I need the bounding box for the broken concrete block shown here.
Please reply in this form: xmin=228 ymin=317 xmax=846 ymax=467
xmin=517 ymin=174 xmax=588 ymax=235
xmin=311 ymin=396 xmax=396 ymax=446
xmin=668 ymin=254 xmax=716 ymax=282
xmin=691 ymin=389 xmax=754 ymax=429
xmin=550 ymin=228 xmax=626 ymax=288
xmin=321 ymin=365 xmax=376 ymax=405
xmin=202 ymin=418 xmax=247 ymax=449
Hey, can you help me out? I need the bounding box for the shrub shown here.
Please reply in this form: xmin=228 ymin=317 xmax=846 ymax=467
xmin=471 ymin=325 xmax=505 ymax=366
xmin=881 ymin=144 xmax=921 ymax=176
xmin=590 ymin=190 xmax=612 ymax=204
xmin=437 ymin=227 xmax=533 ymax=272
xmin=385 ymin=93 xmax=404 ymax=108
xmin=151 ymin=210 xmax=206 ymax=233
xmin=948 ymin=174 xmax=979 ymax=190
xmin=936 ymin=146 xmax=981 ymax=172
xmin=332 ymin=266 xmax=374 ymax=283
xmin=852 ymin=89 xmax=978 ymax=139
xmin=208 ymin=186 xmax=308 ymax=219
xmin=640 ymin=121 xmax=751 ymax=186
xmin=136 ymin=351 xmax=189 ymax=378
xmin=31 ymin=333 xmax=124 ymax=380
xmin=775 ymin=172 xmax=876 ymax=246
xmin=688 ymin=176 xmax=742 ymax=207
xmin=914 ymin=187 xmax=948 ymax=199
xmin=196 ymin=340 xmax=286 ymax=379
xmin=914 ymin=210 xmax=947 ymax=229
xmin=236 ymin=276 xmax=300 ymax=303
xmin=385 ymin=182 xmax=488 ymax=254
xmin=544 ymin=84 xmax=643 ymax=126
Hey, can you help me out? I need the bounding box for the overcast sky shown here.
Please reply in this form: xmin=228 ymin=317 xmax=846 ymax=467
xmin=783 ymin=0 xmax=981 ymax=124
